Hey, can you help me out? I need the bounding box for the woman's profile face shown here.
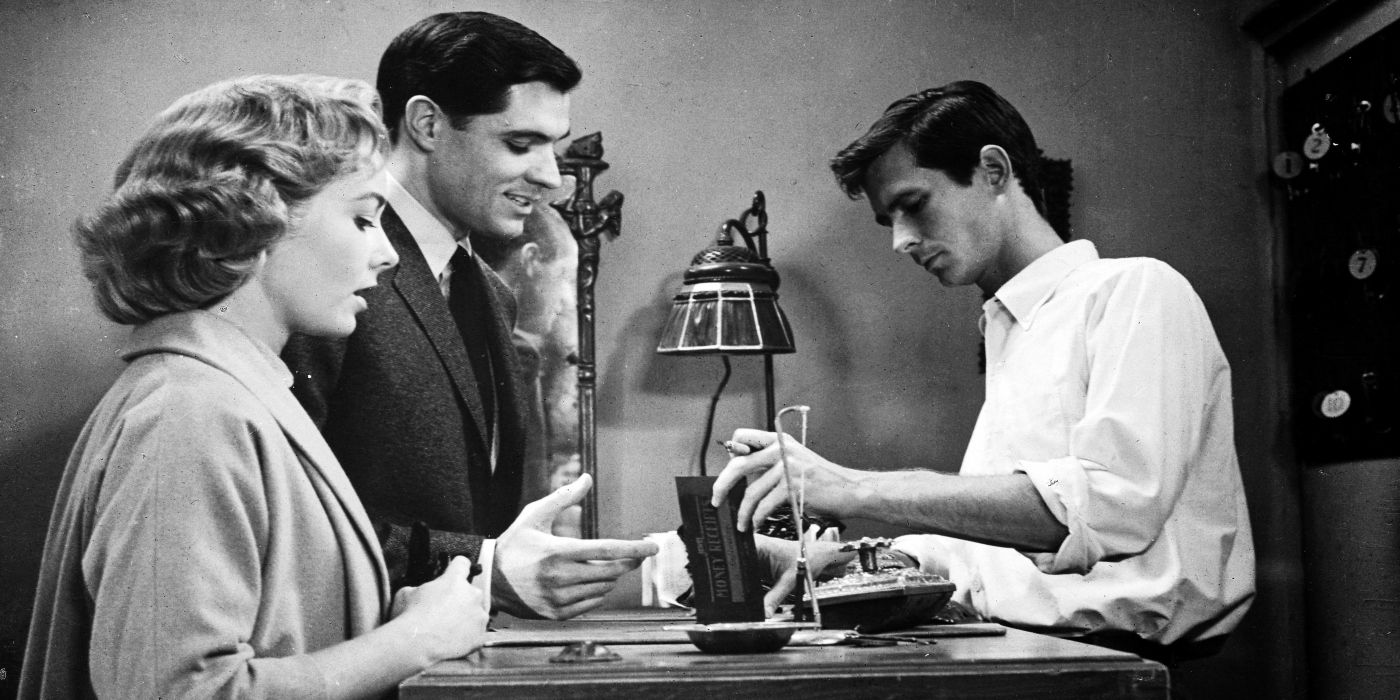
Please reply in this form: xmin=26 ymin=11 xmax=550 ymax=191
xmin=261 ymin=161 xmax=397 ymax=339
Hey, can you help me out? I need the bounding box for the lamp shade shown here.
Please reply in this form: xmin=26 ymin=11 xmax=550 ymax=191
xmin=656 ymin=243 xmax=795 ymax=355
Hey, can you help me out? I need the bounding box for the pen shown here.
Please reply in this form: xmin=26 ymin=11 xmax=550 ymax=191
xmin=848 ymin=632 xmax=937 ymax=646
xmin=717 ymin=440 xmax=754 ymax=457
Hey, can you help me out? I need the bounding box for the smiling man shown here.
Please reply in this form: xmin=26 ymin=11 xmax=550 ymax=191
xmin=713 ymin=81 xmax=1255 ymax=663
xmin=283 ymin=11 xmax=655 ymax=622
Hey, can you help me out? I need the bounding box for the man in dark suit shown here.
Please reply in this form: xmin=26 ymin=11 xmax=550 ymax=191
xmin=284 ymin=11 xmax=656 ymax=621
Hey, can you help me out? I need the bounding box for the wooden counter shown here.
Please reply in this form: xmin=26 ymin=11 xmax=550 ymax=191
xmin=400 ymin=610 xmax=1168 ymax=699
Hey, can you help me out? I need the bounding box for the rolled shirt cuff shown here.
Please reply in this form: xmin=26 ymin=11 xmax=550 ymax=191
xmin=1016 ymin=456 xmax=1105 ymax=575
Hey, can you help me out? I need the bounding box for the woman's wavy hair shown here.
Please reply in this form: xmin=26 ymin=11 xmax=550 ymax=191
xmin=75 ymin=74 xmax=389 ymax=325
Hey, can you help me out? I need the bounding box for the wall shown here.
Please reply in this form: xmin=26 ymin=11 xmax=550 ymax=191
xmin=0 ymin=1 xmax=1299 ymax=697
xmin=1240 ymin=1 xmax=1400 ymax=697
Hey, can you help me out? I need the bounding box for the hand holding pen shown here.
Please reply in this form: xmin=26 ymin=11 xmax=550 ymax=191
xmin=711 ymin=428 xmax=867 ymax=533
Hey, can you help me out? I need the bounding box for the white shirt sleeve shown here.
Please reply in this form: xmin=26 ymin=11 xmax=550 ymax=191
xmin=1015 ymin=262 xmax=1213 ymax=574
xmin=476 ymin=538 xmax=496 ymax=613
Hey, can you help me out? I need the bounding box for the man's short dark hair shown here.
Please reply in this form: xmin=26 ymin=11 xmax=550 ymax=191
xmin=377 ymin=11 xmax=582 ymax=141
xmin=830 ymin=81 xmax=1044 ymax=214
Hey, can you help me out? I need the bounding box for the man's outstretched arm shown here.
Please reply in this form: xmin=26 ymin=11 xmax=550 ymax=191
xmin=711 ymin=430 xmax=1067 ymax=553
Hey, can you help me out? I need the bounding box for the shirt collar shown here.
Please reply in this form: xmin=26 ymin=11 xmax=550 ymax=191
xmin=987 ymin=239 xmax=1099 ymax=331
xmin=385 ymin=172 xmax=472 ymax=279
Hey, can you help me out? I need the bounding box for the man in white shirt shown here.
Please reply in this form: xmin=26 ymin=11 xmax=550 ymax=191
xmin=284 ymin=11 xmax=656 ymax=621
xmin=713 ymin=81 xmax=1255 ymax=657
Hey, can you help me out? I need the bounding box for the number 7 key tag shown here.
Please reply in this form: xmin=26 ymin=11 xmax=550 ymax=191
xmin=1349 ymin=248 xmax=1378 ymax=280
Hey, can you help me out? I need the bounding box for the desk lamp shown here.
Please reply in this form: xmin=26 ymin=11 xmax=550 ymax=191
xmin=655 ymin=191 xmax=795 ymax=474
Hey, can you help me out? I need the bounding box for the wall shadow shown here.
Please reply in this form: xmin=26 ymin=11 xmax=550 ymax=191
xmin=0 ymin=413 xmax=91 ymax=654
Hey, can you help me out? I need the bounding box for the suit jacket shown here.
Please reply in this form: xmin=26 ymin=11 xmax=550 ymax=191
xmin=21 ymin=310 xmax=388 ymax=699
xmin=282 ymin=205 xmax=528 ymax=585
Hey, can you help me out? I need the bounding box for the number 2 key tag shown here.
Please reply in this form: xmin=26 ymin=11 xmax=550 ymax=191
xmin=1303 ymin=123 xmax=1332 ymax=160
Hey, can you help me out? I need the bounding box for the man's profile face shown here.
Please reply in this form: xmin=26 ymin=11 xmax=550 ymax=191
xmin=425 ymin=81 xmax=571 ymax=242
xmin=864 ymin=143 xmax=1002 ymax=289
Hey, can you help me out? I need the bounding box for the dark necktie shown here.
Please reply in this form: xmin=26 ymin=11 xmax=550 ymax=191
xmin=447 ymin=247 xmax=496 ymax=448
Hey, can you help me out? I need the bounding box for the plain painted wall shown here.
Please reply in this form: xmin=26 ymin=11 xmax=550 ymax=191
xmin=0 ymin=1 xmax=1301 ymax=697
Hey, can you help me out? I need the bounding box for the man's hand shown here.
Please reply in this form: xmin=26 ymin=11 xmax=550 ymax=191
xmin=711 ymin=428 xmax=869 ymax=532
xmin=492 ymin=474 xmax=660 ymax=620
xmin=754 ymin=535 xmax=855 ymax=617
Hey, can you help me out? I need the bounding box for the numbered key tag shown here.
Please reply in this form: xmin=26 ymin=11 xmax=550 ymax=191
xmin=1272 ymin=151 xmax=1304 ymax=179
xmin=1316 ymin=390 xmax=1352 ymax=419
xmin=1352 ymin=100 xmax=1374 ymax=137
xmin=1349 ymin=248 xmax=1378 ymax=280
xmin=1303 ymin=124 xmax=1332 ymax=160
xmin=1385 ymin=93 xmax=1400 ymax=124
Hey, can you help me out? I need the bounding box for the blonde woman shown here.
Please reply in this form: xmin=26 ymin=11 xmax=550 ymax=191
xmin=21 ymin=75 xmax=486 ymax=699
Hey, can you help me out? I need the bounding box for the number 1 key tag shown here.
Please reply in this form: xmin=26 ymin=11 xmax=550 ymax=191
xmin=1273 ymin=151 xmax=1304 ymax=179
xmin=1303 ymin=123 xmax=1332 ymax=160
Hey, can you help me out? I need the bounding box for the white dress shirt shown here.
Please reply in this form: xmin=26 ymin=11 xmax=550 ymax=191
xmin=384 ymin=173 xmax=496 ymax=610
xmin=893 ymin=240 xmax=1255 ymax=644
xmin=385 ymin=172 xmax=471 ymax=297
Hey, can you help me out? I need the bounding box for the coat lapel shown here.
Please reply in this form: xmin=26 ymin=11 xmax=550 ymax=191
xmin=477 ymin=259 xmax=528 ymax=505
xmin=124 ymin=312 xmax=391 ymax=606
xmin=381 ymin=206 xmax=492 ymax=448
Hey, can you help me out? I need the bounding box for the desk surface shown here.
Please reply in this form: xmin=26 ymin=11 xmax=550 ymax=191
xmin=401 ymin=611 xmax=1169 ymax=699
